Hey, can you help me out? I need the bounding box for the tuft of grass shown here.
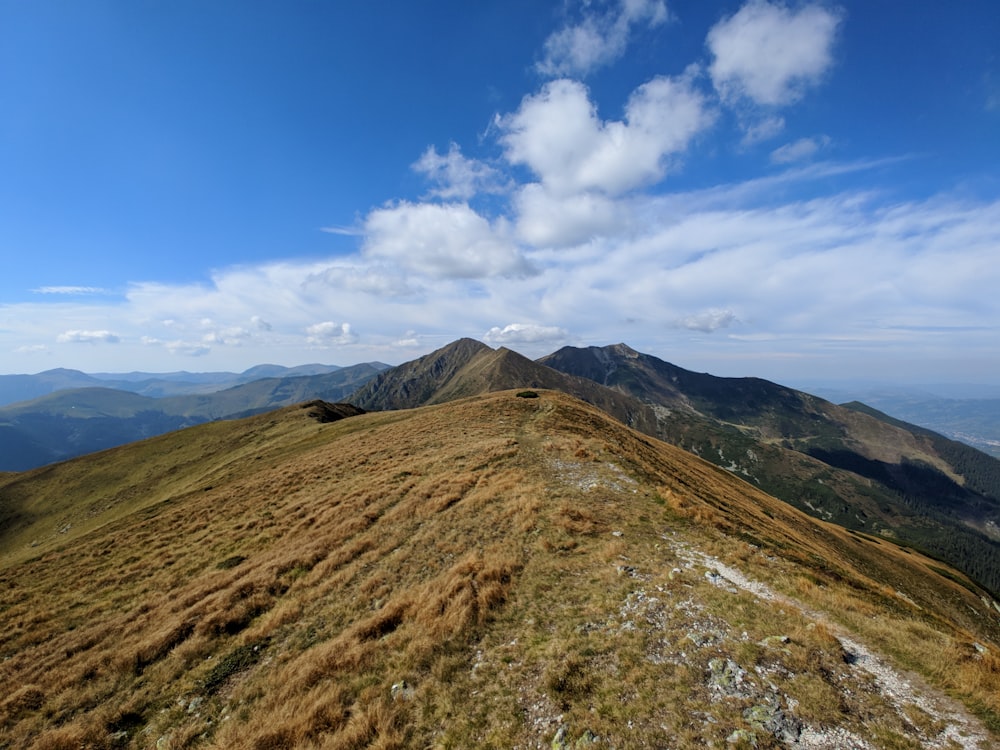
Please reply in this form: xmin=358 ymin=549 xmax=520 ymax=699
xmin=201 ymin=637 xmax=270 ymax=694
xmin=215 ymin=554 xmax=246 ymax=570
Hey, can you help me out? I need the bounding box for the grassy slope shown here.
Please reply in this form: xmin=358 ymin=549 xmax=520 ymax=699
xmin=1 ymin=392 xmax=999 ymax=749
xmin=541 ymin=344 xmax=1000 ymax=595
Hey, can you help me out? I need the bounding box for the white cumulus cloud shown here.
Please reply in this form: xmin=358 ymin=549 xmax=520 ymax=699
xmin=514 ymin=183 xmax=629 ymax=247
xmin=707 ymin=0 xmax=842 ymax=107
xmin=362 ymin=201 xmax=534 ymax=279
xmin=305 ymin=321 xmax=358 ymax=346
xmin=500 ymin=74 xmax=713 ymax=198
xmin=536 ymin=0 xmax=669 ymax=78
xmin=56 ymin=329 xmax=120 ymax=344
xmin=484 ymin=323 xmax=570 ymax=346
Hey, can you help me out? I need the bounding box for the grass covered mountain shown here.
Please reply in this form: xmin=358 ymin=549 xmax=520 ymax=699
xmin=350 ymin=338 xmax=658 ymax=434
xmin=349 ymin=340 xmax=1000 ymax=597
xmin=539 ymin=344 xmax=1000 ymax=594
xmin=0 ymin=363 xmax=387 ymax=471
xmin=852 ymin=392 xmax=1000 ymax=459
xmin=2 ymin=391 xmax=999 ymax=748
xmin=5 ymin=338 xmax=1000 ymax=597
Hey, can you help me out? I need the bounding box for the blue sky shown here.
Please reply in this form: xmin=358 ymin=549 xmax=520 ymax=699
xmin=1 ymin=1 xmax=999 ymax=384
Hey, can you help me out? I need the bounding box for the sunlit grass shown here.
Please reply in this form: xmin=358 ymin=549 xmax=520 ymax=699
xmin=0 ymin=391 xmax=997 ymax=748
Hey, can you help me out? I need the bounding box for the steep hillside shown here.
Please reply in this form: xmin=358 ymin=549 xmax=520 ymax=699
xmin=541 ymin=344 xmax=1000 ymax=595
xmin=2 ymin=391 xmax=998 ymax=749
xmin=807 ymin=385 xmax=1000 ymax=459
xmin=0 ymin=363 xmax=386 ymax=471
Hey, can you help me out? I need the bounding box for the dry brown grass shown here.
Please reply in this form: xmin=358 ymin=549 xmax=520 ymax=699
xmin=1 ymin=391 xmax=998 ymax=748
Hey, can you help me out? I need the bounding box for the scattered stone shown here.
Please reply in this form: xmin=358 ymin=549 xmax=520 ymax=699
xmin=707 ymin=658 xmax=752 ymax=698
xmin=186 ymin=696 xmax=203 ymax=714
xmin=552 ymin=725 xmax=569 ymax=749
xmin=390 ymin=680 xmax=414 ymax=701
xmin=758 ymin=635 xmax=792 ymax=653
xmin=612 ymin=530 xmax=624 ymax=537
xmin=704 ymin=570 xmax=739 ymax=593
xmin=685 ymin=630 xmax=722 ymax=648
xmin=726 ymin=728 xmax=758 ymax=747
xmin=743 ymin=695 xmax=802 ymax=743
xmin=551 ymin=724 xmax=600 ymax=748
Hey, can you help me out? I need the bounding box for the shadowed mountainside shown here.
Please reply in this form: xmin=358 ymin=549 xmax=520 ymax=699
xmin=1 ymin=391 xmax=998 ymax=748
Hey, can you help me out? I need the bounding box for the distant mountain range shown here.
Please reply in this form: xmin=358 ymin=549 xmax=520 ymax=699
xmin=0 ymin=362 xmax=383 ymax=405
xmin=0 ymin=363 xmax=388 ymax=471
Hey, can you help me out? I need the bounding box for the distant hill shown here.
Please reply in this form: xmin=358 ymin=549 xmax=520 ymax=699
xmin=0 ymin=362 xmax=380 ymax=404
xmin=855 ymin=392 xmax=1000 ymax=459
xmin=1 ymin=391 xmax=997 ymax=748
xmin=0 ymin=363 xmax=387 ymax=471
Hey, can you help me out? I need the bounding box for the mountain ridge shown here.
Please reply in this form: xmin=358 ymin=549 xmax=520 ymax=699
xmin=4 ymin=338 xmax=1000 ymax=596
xmin=348 ymin=339 xmax=1000 ymax=597
xmin=1 ymin=389 xmax=998 ymax=748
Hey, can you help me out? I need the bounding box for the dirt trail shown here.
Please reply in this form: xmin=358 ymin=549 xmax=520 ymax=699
xmin=670 ymin=540 xmax=991 ymax=750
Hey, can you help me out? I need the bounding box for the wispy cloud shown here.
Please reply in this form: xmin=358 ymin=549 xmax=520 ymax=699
xmin=536 ymin=0 xmax=669 ymax=78
xmin=33 ymin=286 xmax=110 ymax=295
xmin=412 ymin=142 xmax=507 ymax=201
xmin=319 ymin=225 xmax=363 ymax=236
xmin=770 ymin=135 xmax=832 ymax=164
xmin=675 ymin=309 xmax=739 ymax=333
xmin=3 ymin=175 xmax=997 ymax=376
